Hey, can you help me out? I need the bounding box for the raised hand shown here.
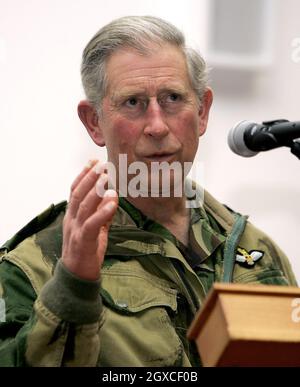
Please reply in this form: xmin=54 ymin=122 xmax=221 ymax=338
xmin=62 ymin=161 xmax=118 ymax=280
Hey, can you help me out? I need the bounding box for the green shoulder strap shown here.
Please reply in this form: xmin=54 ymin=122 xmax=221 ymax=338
xmin=222 ymin=213 xmax=248 ymax=283
xmin=0 ymin=201 xmax=67 ymax=256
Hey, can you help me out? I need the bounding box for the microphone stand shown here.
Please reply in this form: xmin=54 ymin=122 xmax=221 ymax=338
xmin=290 ymin=141 xmax=300 ymax=160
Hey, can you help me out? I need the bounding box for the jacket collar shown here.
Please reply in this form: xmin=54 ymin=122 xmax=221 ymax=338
xmin=107 ymin=190 xmax=230 ymax=264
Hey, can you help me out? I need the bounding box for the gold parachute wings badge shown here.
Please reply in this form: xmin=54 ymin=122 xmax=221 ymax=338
xmin=235 ymin=247 xmax=264 ymax=267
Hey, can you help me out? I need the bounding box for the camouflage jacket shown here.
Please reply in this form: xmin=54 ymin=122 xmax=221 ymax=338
xmin=0 ymin=190 xmax=297 ymax=366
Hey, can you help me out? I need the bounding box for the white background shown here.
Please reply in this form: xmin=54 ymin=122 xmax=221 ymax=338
xmin=0 ymin=0 xmax=300 ymax=282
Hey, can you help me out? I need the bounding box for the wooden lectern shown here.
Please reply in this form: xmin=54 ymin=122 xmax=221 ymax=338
xmin=187 ymin=283 xmax=300 ymax=367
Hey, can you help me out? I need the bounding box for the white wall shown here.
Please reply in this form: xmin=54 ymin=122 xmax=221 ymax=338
xmin=0 ymin=0 xmax=299 ymax=282
xmin=200 ymin=0 xmax=300 ymax=282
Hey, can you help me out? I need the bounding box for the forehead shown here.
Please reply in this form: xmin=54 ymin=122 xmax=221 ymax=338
xmin=105 ymin=44 xmax=192 ymax=94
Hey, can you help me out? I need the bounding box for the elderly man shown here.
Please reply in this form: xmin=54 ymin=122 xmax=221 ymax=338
xmin=0 ymin=16 xmax=297 ymax=367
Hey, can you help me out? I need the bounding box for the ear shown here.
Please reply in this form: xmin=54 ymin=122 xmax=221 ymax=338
xmin=77 ymin=100 xmax=105 ymax=146
xmin=198 ymin=88 xmax=213 ymax=137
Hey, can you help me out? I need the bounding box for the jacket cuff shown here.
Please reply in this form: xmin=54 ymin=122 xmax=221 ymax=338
xmin=40 ymin=259 xmax=102 ymax=324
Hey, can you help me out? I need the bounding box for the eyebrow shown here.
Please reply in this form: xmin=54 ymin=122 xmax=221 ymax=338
xmin=111 ymin=90 xmax=146 ymax=102
xmin=111 ymin=85 xmax=189 ymax=102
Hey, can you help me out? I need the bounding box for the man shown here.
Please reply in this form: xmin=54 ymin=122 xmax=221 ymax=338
xmin=0 ymin=16 xmax=297 ymax=367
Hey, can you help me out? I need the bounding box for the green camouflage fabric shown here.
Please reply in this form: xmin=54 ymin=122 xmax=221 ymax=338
xmin=0 ymin=189 xmax=297 ymax=366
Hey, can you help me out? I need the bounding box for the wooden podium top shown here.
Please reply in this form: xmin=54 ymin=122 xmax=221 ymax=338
xmin=187 ymin=283 xmax=300 ymax=367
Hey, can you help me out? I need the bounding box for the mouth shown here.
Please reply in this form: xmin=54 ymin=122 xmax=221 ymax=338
xmin=142 ymin=152 xmax=177 ymax=162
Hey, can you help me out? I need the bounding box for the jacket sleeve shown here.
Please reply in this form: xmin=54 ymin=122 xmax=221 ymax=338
xmin=269 ymin=238 xmax=298 ymax=287
xmin=0 ymin=259 xmax=104 ymax=366
xmin=234 ymin=220 xmax=298 ymax=287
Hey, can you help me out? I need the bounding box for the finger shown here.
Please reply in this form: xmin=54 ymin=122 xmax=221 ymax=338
xmin=68 ymin=161 xmax=104 ymax=218
xmin=99 ymin=189 xmax=119 ymax=226
xmin=101 ymin=189 xmax=119 ymax=208
xmin=81 ymin=195 xmax=118 ymax=242
xmin=70 ymin=160 xmax=98 ymax=193
xmin=96 ymin=225 xmax=110 ymax=262
xmin=76 ymin=173 xmax=109 ymax=225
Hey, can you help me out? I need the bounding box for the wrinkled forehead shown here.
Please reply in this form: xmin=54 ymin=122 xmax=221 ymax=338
xmin=104 ymin=43 xmax=190 ymax=94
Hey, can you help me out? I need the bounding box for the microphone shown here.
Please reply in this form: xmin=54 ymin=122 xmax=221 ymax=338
xmin=228 ymin=119 xmax=300 ymax=158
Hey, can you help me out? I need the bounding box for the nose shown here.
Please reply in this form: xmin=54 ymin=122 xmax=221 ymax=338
xmin=143 ymin=99 xmax=169 ymax=139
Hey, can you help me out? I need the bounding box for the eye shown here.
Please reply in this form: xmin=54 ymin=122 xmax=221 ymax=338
xmin=125 ymin=97 xmax=139 ymax=107
xmin=166 ymin=93 xmax=181 ymax=103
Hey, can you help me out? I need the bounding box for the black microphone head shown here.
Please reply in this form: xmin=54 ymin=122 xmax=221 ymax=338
xmin=228 ymin=120 xmax=259 ymax=157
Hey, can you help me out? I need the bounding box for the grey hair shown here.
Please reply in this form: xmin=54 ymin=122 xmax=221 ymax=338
xmin=81 ymin=16 xmax=209 ymax=113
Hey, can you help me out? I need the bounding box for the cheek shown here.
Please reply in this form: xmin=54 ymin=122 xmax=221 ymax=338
xmin=173 ymin=112 xmax=200 ymax=142
xmin=107 ymin=117 xmax=140 ymax=152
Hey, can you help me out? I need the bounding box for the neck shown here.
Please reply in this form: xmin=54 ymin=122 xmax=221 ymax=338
xmin=128 ymin=195 xmax=188 ymax=222
xmin=126 ymin=195 xmax=190 ymax=245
